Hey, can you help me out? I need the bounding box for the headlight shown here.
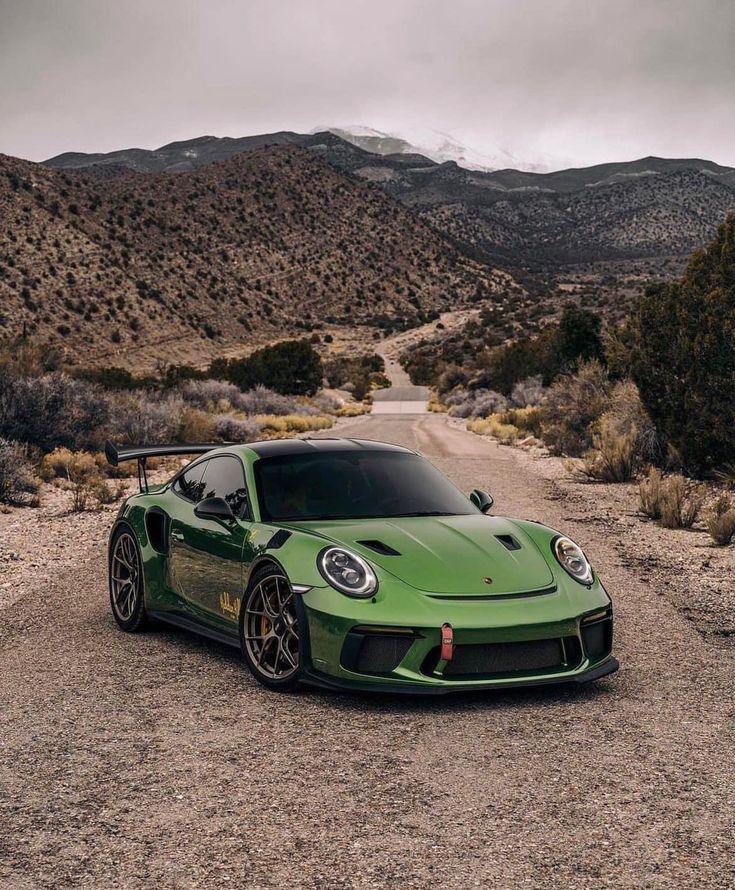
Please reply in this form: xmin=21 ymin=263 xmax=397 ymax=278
xmin=318 ymin=547 xmax=378 ymax=598
xmin=552 ymin=536 xmax=593 ymax=586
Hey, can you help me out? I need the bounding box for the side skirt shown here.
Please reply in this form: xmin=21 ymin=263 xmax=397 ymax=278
xmin=148 ymin=610 xmax=240 ymax=649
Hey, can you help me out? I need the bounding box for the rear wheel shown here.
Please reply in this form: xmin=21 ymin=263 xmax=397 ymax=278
xmin=240 ymin=565 xmax=300 ymax=692
xmin=109 ymin=526 xmax=148 ymax=632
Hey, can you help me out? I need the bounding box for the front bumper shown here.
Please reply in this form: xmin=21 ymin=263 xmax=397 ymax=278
xmin=298 ymin=576 xmax=618 ymax=694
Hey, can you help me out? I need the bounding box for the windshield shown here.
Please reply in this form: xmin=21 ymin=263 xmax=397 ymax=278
xmin=255 ymin=450 xmax=478 ymax=522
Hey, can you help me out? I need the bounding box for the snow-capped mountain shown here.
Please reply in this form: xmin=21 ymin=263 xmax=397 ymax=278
xmin=315 ymin=125 xmax=551 ymax=172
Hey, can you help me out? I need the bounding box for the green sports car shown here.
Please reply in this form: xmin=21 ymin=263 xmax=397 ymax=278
xmin=106 ymin=437 xmax=618 ymax=694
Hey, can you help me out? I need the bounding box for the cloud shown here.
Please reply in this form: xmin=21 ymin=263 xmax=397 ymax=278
xmin=1 ymin=0 xmax=734 ymax=167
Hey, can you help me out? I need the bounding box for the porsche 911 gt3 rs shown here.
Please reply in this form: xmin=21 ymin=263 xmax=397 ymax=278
xmin=106 ymin=437 xmax=618 ymax=693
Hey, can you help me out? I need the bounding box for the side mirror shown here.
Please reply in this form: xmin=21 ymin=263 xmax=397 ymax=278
xmin=194 ymin=496 xmax=235 ymax=522
xmin=470 ymin=489 xmax=494 ymax=514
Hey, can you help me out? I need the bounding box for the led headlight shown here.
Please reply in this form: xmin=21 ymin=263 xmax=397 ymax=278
xmin=318 ymin=547 xmax=378 ymax=598
xmin=552 ymin=535 xmax=594 ymax=586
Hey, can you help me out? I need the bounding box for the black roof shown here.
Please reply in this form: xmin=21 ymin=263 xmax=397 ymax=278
xmin=245 ymin=438 xmax=413 ymax=457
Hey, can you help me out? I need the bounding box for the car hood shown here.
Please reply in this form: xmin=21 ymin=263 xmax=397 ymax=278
xmin=292 ymin=514 xmax=555 ymax=596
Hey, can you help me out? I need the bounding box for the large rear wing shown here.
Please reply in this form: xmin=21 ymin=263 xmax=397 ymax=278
xmin=105 ymin=441 xmax=222 ymax=492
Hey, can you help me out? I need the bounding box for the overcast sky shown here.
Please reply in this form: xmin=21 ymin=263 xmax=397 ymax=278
xmin=1 ymin=0 xmax=734 ymax=169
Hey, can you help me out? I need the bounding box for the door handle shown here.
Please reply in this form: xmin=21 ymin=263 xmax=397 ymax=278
xmin=171 ymin=530 xmax=185 ymax=543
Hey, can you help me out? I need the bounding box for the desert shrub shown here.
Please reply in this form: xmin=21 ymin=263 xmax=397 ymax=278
xmin=510 ymin=375 xmax=545 ymax=407
xmin=74 ymin=365 xmax=155 ymax=390
xmin=602 ymin=380 xmax=664 ymax=465
xmin=446 ymin=388 xmax=508 ymax=419
xmin=631 ymin=216 xmax=735 ymax=475
xmin=177 ymin=408 xmax=216 ymax=443
xmin=180 ymin=379 xmax=244 ymax=411
xmin=437 ymin=365 xmax=470 ymax=397
xmin=0 ymin=372 xmax=111 ymax=452
xmin=540 ymin=361 xmax=611 ymax=456
xmin=576 ymin=422 xmax=639 ymax=483
xmin=40 ymin=447 xmax=119 ymax=511
xmin=108 ymin=391 xmax=184 ymax=444
xmin=215 ymin=340 xmax=323 ymax=396
xmin=557 ymin=305 xmax=605 ymax=369
xmin=0 ymin=338 xmax=62 ymax=377
xmin=714 ymin=464 xmax=735 ymax=489
xmin=258 ymin=415 xmax=334 ymax=434
xmin=0 ymin=438 xmax=39 ymax=506
xmin=707 ymin=494 xmax=735 ymax=545
xmin=324 ymin=354 xmax=387 ymax=398
xmin=311 ymin=391 xmax=342 ymax=414
xmin=214 ymin=415 xmax=263 ymax=442
xmin=402 ymin=352 xmax=438 ymax=386
xmin=475 ymin=327 xmax=559 ymax=395
xmin=236 ymin=385 xmax=313 ymax=416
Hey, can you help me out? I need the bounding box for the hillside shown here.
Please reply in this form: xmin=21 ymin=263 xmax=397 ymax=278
xmin=0 ymin=146 xmax=507 ymax=368
xmin=44 ymin=134 xmax=735 ymax=267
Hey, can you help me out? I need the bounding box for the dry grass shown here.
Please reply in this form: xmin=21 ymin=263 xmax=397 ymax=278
xmin=639 ymin=469 xmax=703 ymax=528
xmin=707 ymin=494 xmax=735 ymax=545
xmin=574 ymin=422 xmax=639 ymax=483
xmin=0 ymin=439 xmax=40 ymax=506
xmin=258 ymin=414 xmax=335 ymax=434
xmin=336 ymin=403 xmax=371 ymax=417
xmin=496 ymin=406 xmax=542 ymax=437
xmin=467 ymin=417 xmax=520 ymax=445
xmin=39 ymin=447 xmax=124 ymax=512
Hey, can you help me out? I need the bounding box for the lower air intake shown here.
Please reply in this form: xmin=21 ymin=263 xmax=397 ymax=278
xmin=423 ymin=637 xmax=581 ymax=679
xmin=581 ymin=615 xmax=613 ymax=660
xmin=353 ymin=635 xmax=413 ymax=674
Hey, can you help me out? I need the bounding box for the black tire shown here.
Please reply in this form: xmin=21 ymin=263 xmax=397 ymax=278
xmin=239 ymin=564 xmax=301 ymax=692
xmin=109 ymin=524 xmax=148 ymax=632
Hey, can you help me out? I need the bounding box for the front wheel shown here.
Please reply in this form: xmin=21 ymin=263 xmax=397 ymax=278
xmin=240 ymin=565 xmax=301 ymax=692
xmin=109 ymin=525 xmax=148 ymax=632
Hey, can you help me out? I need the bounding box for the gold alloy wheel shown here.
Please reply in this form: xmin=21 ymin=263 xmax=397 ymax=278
xmin=244 ymin=573 xmax=299 ymax=680
xmin=110 ymin=532 xmax=142 ymax=622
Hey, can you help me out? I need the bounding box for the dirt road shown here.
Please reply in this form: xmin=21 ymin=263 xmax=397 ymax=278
xmin=1 ymin=413 xmax=734 ymax=889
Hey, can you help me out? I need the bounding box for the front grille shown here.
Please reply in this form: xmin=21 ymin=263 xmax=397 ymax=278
xmin=581 ymin=615 xmax=613 ymax=660
xmin=341 ymin=632 xmax=414 ymax=675
xmin=422 ymin=636 xmax=582 ymax=679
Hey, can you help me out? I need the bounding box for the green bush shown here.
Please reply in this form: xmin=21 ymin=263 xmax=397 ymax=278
xmin=213 ymin=340 xmax=323 ymax=396
xmin=631 ymin=215 xmax=735 ymax=476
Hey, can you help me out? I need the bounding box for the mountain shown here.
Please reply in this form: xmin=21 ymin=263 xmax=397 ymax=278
xmin=315 ymin=126 xmax=542 ymax=172
xmin=43 ymin=133 xmax=735 ymax=267
xmin=44 ymin=132 xmax=313 ymax=174
xmin=1 ymin=146 xmax=507 ymax=368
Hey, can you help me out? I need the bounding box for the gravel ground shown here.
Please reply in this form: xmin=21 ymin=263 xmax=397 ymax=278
xmin=1 ymin=413 xmax=734 ymax=889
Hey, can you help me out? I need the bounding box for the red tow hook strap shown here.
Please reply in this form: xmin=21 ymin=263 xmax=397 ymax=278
xmin=440 ymin=622 xmax=454 ymax=661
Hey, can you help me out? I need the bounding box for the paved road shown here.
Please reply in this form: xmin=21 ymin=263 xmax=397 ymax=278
xmin=371 ymin=384 xmax=430 ymax=414
xmin=1 ymin=413 xmax=733 ymax=888
xmin=371 ymin=346 xmax=429 ymax=414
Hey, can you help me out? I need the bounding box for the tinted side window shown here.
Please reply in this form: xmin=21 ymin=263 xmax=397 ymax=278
xmin=200 ymin=456 xmax=249 ymax=518
xmin=174 ymin=460 xmax=208 ymax=502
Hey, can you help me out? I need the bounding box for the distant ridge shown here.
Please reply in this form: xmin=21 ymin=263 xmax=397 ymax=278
xmin=41 ymin=132 xmax=735 ymax=265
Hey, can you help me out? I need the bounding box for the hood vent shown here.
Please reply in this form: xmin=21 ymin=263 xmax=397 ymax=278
xmin=495 ymin=534 xmax=521 ymax=552
xmin=357 ymin=539 xmax=401 ymax=557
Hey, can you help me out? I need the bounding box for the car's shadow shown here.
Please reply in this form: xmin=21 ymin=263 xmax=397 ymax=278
xmin=148 ymin=620 xmax=616 ymax=713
